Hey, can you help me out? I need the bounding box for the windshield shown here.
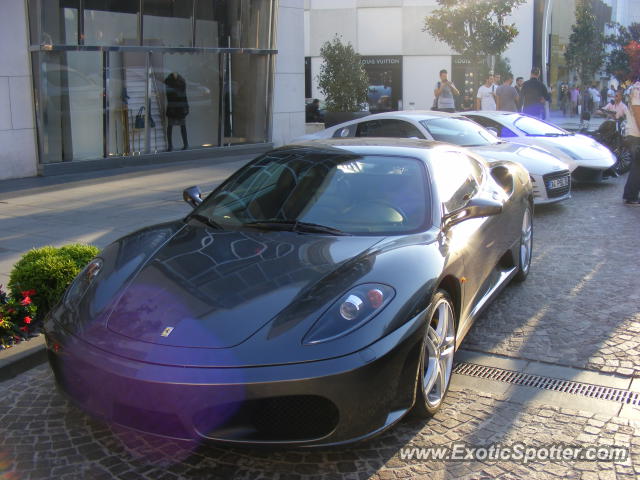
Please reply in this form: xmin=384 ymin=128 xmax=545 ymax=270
xmin=420 ymin=117 xmax=499 ymax=146
xmin=512 ymin=115 xmax=569 ymax=136
xmin=192 ymin=150 xmax=431 ymax=235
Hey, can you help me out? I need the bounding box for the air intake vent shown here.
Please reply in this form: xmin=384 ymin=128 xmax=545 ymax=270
xmin=453 ymin=362 xmax=640 ymax=406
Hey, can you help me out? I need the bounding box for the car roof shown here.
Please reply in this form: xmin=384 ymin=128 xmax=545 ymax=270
xmin=345 ymin=110 xmax=465 ymax=122
xmin=464 ymin=111 xmax=521 ymax=118
xmin=286 ymin=137 xmax=451 ymax=151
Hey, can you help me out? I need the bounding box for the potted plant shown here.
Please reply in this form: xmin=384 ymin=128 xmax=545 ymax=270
xmin=317 ymin=36 xmax=370 ymax=127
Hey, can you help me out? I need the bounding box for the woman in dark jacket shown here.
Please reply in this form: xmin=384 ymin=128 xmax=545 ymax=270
xmin=164 ymin=72 xmax=189 ymax=151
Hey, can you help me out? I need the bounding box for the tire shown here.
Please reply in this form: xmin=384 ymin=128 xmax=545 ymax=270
xmin=514 ymin=205 xmax=533 ymax=282
xmin=412 ymin=290 xmax=456 ymax=418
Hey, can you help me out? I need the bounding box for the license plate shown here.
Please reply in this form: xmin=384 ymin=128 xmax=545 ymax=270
xmin=547 ymin=176 xmax=569 ymax=189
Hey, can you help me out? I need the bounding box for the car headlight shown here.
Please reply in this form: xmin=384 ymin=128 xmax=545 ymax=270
xmin=303 ymin=283 xmax=395 ymax=345
xmin=64 ymin=257 xmax=103 ymax=307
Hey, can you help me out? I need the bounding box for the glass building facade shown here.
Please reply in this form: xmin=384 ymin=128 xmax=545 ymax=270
xmin=27 ymin=0 xmax=277 ymax=164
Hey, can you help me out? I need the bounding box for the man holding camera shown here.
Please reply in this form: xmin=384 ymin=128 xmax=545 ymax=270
xmin=434 ymin=69 xmax=460 ymax=113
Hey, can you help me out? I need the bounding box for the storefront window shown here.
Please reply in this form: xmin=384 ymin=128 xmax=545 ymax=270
xmin=144 ymin=0 xmax=193 ymax=47
xmin=27 ymin=0 xmax=275 ymax=165
xmin=29 ymin=0 xmax=79 ymax=45
xmin=156 ymin=53 xmax=221 ymax=150
xmin=35 ymin=51 xmax=104 ymax=163
xmin=83 ymin=0 xmax=139 ymax=46
xmin=226 ymin=54 xmax=269 ymax=145
xmin=203 ymin=0 xmax=274 ymax=49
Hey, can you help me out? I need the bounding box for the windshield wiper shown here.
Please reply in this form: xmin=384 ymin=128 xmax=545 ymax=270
xmin=189 ymin=213 xmax=224 ymax=230
xmin=243 ymin=220 xmax=350 ymax=236
xmin=542 ymin=133 xmax=568 ymax=137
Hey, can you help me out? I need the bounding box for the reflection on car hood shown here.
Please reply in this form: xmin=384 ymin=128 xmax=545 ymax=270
xmin=527 ymin=134 xmax=614 ymax=161
xmin=104 ymin=224 xmax=383 ymax=349
xmin=469 ymin=142 xmax=568 ymax=175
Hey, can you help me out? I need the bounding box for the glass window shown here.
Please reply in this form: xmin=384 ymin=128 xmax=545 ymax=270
xmin=143 ymin=0 xmax=193 ymax=47
xmin=28 ymin=0 xmax=79 ymax=45
xmin=206 ymin=0 xmax=273 ymax=49
xmin=226 ymin=53 xmax=269 ymax=145
xmin=355 ymin=120 xmax=425 ymax=139
xmin=465 ymin=115 xmax=518 ymax=138
xmin=83 ymin=0 xmax=139 ymax=45
xmin=196 ymin=152 xmax=431 ymax=235
xmin=430 ymin=151 xmax=483 ymax=213
xmin=420 ymin=117 xmax=499 ymax=147
xmin=35 ymin=51 xmax=104 ymax=163
xmin=512 ymin=115 xmax=569 ymax=136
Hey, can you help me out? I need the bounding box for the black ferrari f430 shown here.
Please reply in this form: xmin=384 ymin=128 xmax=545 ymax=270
xmin=45 ymin=138 xmax=533 ymax=446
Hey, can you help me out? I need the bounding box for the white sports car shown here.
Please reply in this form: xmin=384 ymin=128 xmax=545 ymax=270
xmin=464 ymin=111 xmax=616 ymax=182
xmin=298 ymin=110 xmax=571 ymax=205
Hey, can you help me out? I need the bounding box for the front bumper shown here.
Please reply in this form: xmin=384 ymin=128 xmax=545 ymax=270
xmin=530 ymin=170 xmax=571 ymax=204
xmin=44 ymin=313 xmax=425 ymax=447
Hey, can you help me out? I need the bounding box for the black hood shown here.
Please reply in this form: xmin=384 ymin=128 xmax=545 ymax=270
xmin=103 ymin=223 xmax=383 ymax=348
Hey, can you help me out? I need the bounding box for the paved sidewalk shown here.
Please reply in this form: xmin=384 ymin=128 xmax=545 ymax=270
xmin=0 ymin=155 xmax=254 ymax=286
xmin=547 ymin=110 xmax=607 ymax=132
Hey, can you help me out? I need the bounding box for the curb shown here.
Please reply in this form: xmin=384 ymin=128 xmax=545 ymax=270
xmin=0 ymin=335 xmax=47 ymax=382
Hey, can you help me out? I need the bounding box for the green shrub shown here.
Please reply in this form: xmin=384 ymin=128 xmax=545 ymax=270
xmin=8 ymin=244 xmax=100 ymax=318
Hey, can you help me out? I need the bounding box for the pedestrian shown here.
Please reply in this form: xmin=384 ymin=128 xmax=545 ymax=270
xmin=602 ymin=90 xmax=628 ymax=120
xmin=476 ymin=73 xmax=497 ymax=111
xmin=622 ymin=79 xmax=640 ymax=205
xmin=433 ymin=69 xmax=460 ymax=113
xmin=559 ymin=82 xmax=569 ymax=116
xmin=493 ymin=73 xmax=501 ymax=89
xmin=588 ymin=84 xmax=600 ymax=113
xmin=607 ymin=84 xmax=616 ymax=105
xmin=495 ymin=74 xmax=519 ymax=112
xmin=164 ymin=72 xmax=189 ymax=151
xmin=306 ymin=99 xmax=323 ymax=122
xmin=521 ymin=67 xmax=549 ymax=119
xmin=570 ymin=85 xmax=579 ymax=116
xmin=515 ymin=77 xmax=524 ymax=111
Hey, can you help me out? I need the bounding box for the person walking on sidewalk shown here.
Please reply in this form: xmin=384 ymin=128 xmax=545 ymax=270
xmin=476 ymin=74 xmax=497 ymax=111
xmin=434 ymin=69 xmax=460 ymax=112
xmin=515 ymin=77 xmax=524 ymax=112
xmin=622 ymin=80 xmax=640 ymax=205
xmin=496 ymin=74 xmax=519 ymax=112
xmin=521 ymin=67 xmax=550 ymax=119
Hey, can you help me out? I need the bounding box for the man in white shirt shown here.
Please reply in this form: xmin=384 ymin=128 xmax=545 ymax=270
xmin=476 ymin=74 xmax=497 ymax=111
xmin=603 ymin=91 xmax=628 ymax=120
xmin=623 ymin=81 xmax=640 ymax=205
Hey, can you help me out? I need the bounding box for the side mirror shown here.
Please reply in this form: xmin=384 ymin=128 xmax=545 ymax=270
xmin=443 ymin=197 xmax=502 ymax=229
xmin=485 ymin=127 xmax=499 ymax=137
xmin=183 ymin=185 xmax=203 ymax=209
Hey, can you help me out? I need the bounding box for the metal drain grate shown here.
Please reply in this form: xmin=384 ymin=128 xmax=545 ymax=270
xmin=453 ymin=362 xmax=640 ymax=406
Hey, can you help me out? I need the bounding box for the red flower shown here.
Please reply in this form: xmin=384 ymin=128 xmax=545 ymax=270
xmin=7 ymin=308 xmax=15 ymax=314
xmin=23 ymin=317 xmax=32 ymax=324
xmin=19 ymin=326 xmax=28 ymax=332
xmin=21 ymin=290 xmax=36 ymax=297
xmin=20 ymin=297 xmax=32 ymax=306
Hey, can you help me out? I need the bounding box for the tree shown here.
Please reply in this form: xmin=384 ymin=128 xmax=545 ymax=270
xmin=564 ymin=1 xmax=606 ymax=86
xmin=316 ymin=36 xmax=369 ymax=112
xmin=605 ymin=22 xmax=640 ymax=81
xmin=494 ymin=56 xmax=513 ymax=79
xmin=424 ymin=0 xmax=525 ymax=63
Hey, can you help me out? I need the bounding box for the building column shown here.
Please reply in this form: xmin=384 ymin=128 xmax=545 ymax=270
xmin=272 ymin=0 xmax=305 ymax=147
xmin=0 ymin=0 xmax=38 ymax=180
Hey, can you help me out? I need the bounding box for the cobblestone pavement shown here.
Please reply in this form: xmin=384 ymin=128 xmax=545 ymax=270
xmin=1 ymin=365 xmax=638 ymax=480
xmin=464 ymin=175 xmax=640 ymax=376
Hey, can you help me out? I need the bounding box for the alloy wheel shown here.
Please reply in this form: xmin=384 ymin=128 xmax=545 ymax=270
xmin=519 ymin=207 xmax=533 ymax=275
xmin=422 ymin=298 xmax=456 ymax=409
